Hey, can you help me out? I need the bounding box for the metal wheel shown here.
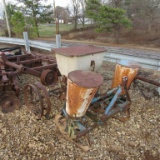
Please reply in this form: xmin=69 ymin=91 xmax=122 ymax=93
xmin=23 ymin=84 xmax=43 ymax=118
xmin=0 ymin=92 xmax=20 ymax=113
xmin=34 ymin=82 xmax=51 ymax=118
xmin=40 ymin=69 xmax=58 ymax=86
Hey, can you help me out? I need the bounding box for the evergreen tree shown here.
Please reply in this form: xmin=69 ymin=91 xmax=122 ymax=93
xmin=10 ymin=11 xmax=25 ymax=37
xmin=16 ymin=0 xmax=53 ymax=37
xmin=86 ymin=0 xmax=131 ymax=43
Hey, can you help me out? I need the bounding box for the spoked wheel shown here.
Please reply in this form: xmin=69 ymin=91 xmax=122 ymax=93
xmin=23 ymin=84 xmax=43 ymax=119
xmin=34 ymin=82 xmax=51 ymax=118
xmin=55 ymin=114 xmax=90 ymax=152
xmin=0 ymin=91 xmax=20 ymax=113
xmin=23 ymin=82 xmax=51 ymax=119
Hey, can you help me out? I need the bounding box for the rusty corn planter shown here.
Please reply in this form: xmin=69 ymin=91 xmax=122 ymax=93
xmin=66 ymin=70 xmax=103 ymax=118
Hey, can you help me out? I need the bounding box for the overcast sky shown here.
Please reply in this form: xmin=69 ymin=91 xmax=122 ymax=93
xmin=0 ymin=0 xmax=69 ymax=18
xmin=4 ymin=0 xmax=69 ymax=7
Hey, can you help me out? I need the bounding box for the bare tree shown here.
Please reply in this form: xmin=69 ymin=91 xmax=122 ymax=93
xmin=55 ymin=6 xmax=69 ymax=24
xmin=127 ymin=0 xmax=160 ymax=33
xmin=79 ymin=0 xmax=87 ymax=29
xmin=108 ymin=0 xmax=123 ymax=7
xmin=69 ymin=0 xmax=81 ymax=30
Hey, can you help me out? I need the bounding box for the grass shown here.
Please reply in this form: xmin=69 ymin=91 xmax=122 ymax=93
xmin=38 ymin=23 xmax=87 ymax=37
xmin=38 ymin=23 xmax=75 ymax=37
xmin=0 ymin=23 xmax=88 ymax=37
xmin=0 ymin=30 xmax=3 ymax=36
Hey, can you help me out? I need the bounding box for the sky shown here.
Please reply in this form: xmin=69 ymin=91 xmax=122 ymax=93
xmin=0 ymin=0 xmax=69 ymax=18
xmin=5 ymin=0 xmax=69 ymax=7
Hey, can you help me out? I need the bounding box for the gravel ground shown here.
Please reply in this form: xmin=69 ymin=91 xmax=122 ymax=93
xmin=0 ymin=49 xmax=160 ymax=159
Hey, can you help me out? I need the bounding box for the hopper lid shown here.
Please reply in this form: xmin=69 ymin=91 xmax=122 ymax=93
xmin=68 ymin=70 xmax=103 ymax=88
xmin=52 ymin=45 xmax=106 ymax=57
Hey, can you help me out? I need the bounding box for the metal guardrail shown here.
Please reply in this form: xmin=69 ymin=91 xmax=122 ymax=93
xmin=105 ymin=51 xmax=160 ymax=71
xmin=0 ymin=35 xmax=160 ymax=71
xmin=0 ymin=36 xmax=57 ymax=51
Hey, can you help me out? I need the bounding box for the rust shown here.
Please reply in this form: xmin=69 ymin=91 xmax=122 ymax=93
xmin=112 ymin=60 xmax=140 ymax=92
xmin=55 ymin=114 xmax=90 ymax=152
xmin=135 ymin=75 xmax=160 ymax=87
xmin=0 ymin=46 xmax=59 ymax=117
xmin=40 ymin=69 xmax=58 ymax=86
xmin=31 ymin=64 xmax=57 ymax=71
xmin=23 ymin=84 xmax=43 ymax=118
xmin=11 ymin=76 xmax=20 ymax=96
xmin=68 ymin=70 xmax=103 ymax=88
xmin=66 ymin=70 xmax=103 ymax=117
xmin=0 ymin=92 xmax=20 ymax=113
xmin=7 ymin=54 xmax=32 ymax=61
xmin=16 ymin=58 xmax=42 ymax=65
xmin=34 ymin=82 xmax=52 ymax=118
xmin=52 ymin=45 xmax=107 ymax=57
xmin=0 ymin=64 xmax=8 ymax=82
xmin=23 ymin=82 xmax=52 ymax=118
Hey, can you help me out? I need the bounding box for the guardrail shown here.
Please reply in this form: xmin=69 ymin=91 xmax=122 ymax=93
xmin=105 ymin=50 xmax=160 ymax=71
xmin=0 ymin=33 xmax=160 ymax=71
xmin=0 ymin=32 xmax=60 ymax=52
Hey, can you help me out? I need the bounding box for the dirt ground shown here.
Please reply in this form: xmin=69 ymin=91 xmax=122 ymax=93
xmin=0 ymin=49 xmax=160 ymax=160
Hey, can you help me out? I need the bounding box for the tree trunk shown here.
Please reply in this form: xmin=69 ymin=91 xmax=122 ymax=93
xmin=33 ymin=17 xmax=39 ymax=37
xmin=114 ymin=29 xmax=120 ymax=44
xmin=82 ymin=16 xmax=85 ymax=29
xmin=147 ymin=23 xmax=152 ymax=34
xmin=74 ymin=17 xmax=78 ymax=30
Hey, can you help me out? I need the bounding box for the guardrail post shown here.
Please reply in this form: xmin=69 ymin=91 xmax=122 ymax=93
xmin=23 ymin=32 xmax=30 ymax=52
xmin=56 ymin=34 xmax=61 ymax=48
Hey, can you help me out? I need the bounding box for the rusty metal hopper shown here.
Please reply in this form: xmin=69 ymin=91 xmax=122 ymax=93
xmin=112 ymin=60 xmax=141 ymax=91
xmin=52 ymin=45 xmax=106 ymax=76
xmin=66 ymin=70 xmax=103 ymax=118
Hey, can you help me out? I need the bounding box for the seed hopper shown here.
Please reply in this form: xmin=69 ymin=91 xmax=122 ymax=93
xmin=0 ymin=45 xmax=159 ymax=151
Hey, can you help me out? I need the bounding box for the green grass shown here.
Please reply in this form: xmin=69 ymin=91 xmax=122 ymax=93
xmin=38 ymin=23 xmax=89 ymax=37
xmin=0 ymin=30 xmax=3 ymax=36
xmin=38 ymin=23 xmax=75 ymax=37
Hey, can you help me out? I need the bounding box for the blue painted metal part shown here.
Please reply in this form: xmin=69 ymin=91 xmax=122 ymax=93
xmin=105 ymin=86 xmax=122 ymax=114
xmin=91 ymin=87 xmax=119 ymax=104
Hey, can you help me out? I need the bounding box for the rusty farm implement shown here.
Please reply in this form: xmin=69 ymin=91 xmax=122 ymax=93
xmin=0 ymin=46 xmax=58 ymax=114
xmin=0 ymin=45 xmax=159 ymax=151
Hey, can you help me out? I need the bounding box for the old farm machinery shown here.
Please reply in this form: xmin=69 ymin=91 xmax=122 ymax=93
xmin=0 ymin=46 xmax=58 ymax=114
xmin=0 ymin=45 xmax=160 ymax=151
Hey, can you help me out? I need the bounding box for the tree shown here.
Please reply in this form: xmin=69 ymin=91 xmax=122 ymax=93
xmin=16 ymin=0 xmax=53 ymax=37
xmin=69 ymin=0 xmax=81 ymax=30
xmin=5 ymin=3 xmax=16 ymax=24
xmin=126 ymin=0 xmax=160 ymax=33
xmin=108 ymin=0 xmax=160 ymax=34
xmin=79 ymin=0 xmax=87 ymax=29
xmin=86 ymin=0 xmax=132 ymax=43
xmin=86 ymin=0 xmax=101 ymax=23
xmin=10 ymin=11 xmax=25 ymax=37
xmin=55 ymin=6 xmax=69 ymax=24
